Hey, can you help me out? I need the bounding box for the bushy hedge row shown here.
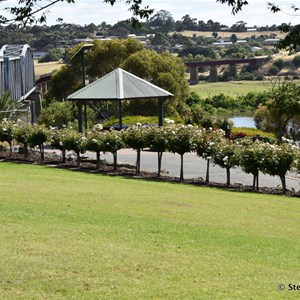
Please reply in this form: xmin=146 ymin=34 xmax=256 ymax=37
xmin=1 ymin=119 xmax=299 ymax=194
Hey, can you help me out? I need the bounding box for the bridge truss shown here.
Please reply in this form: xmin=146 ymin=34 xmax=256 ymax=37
xmin=0 ymin=44 xmax=35 ymax=101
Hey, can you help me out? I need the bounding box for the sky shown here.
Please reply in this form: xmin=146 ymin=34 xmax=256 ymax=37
xmin=1 ymin=0 xmax=299 ymax=27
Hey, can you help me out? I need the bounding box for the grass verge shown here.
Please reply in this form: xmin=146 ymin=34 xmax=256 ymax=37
xmin=0 ymin=162 xmax=299 ymax=299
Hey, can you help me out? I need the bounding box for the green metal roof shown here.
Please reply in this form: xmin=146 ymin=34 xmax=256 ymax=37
xmin=67 ymin=67 xmax=173 ymax=101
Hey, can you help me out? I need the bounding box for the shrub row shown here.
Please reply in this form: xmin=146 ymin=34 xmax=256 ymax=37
xmin=0 ymin=119 xmax=299 ymax=195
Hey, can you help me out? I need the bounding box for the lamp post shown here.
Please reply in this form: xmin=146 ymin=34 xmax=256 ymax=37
xmin=70 ymin=43 xmax=93 ymax=133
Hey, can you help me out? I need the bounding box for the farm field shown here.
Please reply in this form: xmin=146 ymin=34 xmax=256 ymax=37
xmin=0 ymin=162 xmax=299 ymax=299
xmin=34 ymin=61 xmax=64 ymax=78
xmin=189 ymin=80 xmax=274 ymax=98
xmin=178 ymin=30 xmax=287 ymax=39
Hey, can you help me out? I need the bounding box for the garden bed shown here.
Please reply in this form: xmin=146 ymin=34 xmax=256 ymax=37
xmin=1 ymin=150 xmax=299 ymax=197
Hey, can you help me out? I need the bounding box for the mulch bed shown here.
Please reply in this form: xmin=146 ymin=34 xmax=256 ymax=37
xmin=1 ymin=150 xmax=299 ymax=197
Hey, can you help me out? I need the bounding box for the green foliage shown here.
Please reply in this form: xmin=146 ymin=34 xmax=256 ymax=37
xmin=38 ymin=101 xmax=77 ymax=128
xmin=273 ymin=58 xmax=285 ymax=69
xmin=38 ymin=48 xmax=62 ymax=62
xmin=268 ymin=65 xmax=279 ymax=75
xmin=48 ymin=66 xmax=81 ymax=101
xmin=292 ymin=55 xmax=300 ymax=67
xmin=259 ymin=142 xmax=297 ymax=194
xmin=122 ymin=49 xmax=189 ymax=116
xmin=28 ymin=124 xmax=49 ymax=160
xmin=122 ymin=125 xmax=148 ymax=150
xmin=0 ymin=92 xmax=23 ymax=121
xmin=166 ymin=125 xmax=197 ymax=180
xmin=14 ymin=124 xmax=33 ymax=150
xmin=0 ymin=118 xmax=15 ymax=145
xmin=254 ymin=81 xmax=300 ymax=140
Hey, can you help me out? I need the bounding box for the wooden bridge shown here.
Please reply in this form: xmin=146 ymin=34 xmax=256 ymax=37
xmin=185 ymin=57 xmax=268 ymax=84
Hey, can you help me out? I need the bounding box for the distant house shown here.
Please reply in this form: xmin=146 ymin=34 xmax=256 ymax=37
xmin=236 ymin=40 xmax=248 ymax=45
xmin=212 ymin=41 xmax=232 ymax=48
xmin=264 ymin=38 xmax=280 ymax=45
xmin=251 ymin=46 xmax=262 ymax=53
xmin=247 ymin=28 xmax=257 ymax=32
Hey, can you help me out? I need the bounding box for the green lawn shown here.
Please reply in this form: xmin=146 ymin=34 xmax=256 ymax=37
xmin=0 ymin=162 xmax=299 ymax=299
xmin=190 ymin=81 xmax=273 ymax=98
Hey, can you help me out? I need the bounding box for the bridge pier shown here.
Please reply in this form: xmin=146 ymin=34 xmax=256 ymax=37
xmin=209 ymin=66 xmax=218 ymax=82
xmin=189 ymin=66 xmax=199 ymax=85
xmin=229 ymin=64 xmax=237 ymax=77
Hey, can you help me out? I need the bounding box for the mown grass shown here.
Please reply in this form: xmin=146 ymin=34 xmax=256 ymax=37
xmin=190 ymin=80 xmax=273 ymax=98
xmin=0 ymin=162 xmax=299 ymax=299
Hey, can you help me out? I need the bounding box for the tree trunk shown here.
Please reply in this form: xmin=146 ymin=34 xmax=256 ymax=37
xmin=113 ymin=152 xmax=117 ymax=170
xmin=62 ymin=149 xmax=66 ymax=163
xmin=157 ymin=151 xmax=163 ymax=177
xmin=226 ymin=167 xmax=230 ymax=186
xmin=256 ymin=173 xmax=259 ymax=191
xmin=9 ymin=141 xmax=12 ymax=157
xmin=280 ymin=175 xmax=287 ymax=195
xmin=252 ymin=174 xmax=256 ymax=190
xmin=39 ymin=144 xmax=44 ymax=161
xmin=180 ymin=154 xmax=184 ymax=181
xmin=76 ymin=151 xmax=80 ymax=168
xmin=136 ymin=148 xmax=141 ymax=175
xmin=96 ymin=151 xmax=100 ymax=169
xmin=205 ymin=159 xmax=210 ymax=182
xmin=24 ymin=143 xmax=28 ymax=158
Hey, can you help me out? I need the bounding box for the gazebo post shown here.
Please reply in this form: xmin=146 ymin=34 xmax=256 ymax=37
xmin=118 ymin=100 xmax=123 ymax=130
xmin=77 ymin=101 xmax=83 ymax=133
xmin=158 ymin=98 xmax=164 ymax=127
xmin=84 ymin=102 xmax=88 ymax=133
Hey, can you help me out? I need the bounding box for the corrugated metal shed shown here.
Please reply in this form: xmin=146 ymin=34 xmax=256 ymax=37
xmin=67 ymin=67 xmax=173 ymax=100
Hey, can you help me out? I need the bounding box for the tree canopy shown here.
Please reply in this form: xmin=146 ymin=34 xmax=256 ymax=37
xmin=1 ymin=0 xmax=299 ymax=50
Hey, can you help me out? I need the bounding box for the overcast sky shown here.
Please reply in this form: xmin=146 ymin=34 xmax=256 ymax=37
xmin=1 ymin=0 xmax=299 ymax=27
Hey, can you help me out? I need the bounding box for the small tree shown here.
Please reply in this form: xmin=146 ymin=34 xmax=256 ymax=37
xmin=238 ymin=140 xmax=266 ymax=190
xmin=102 ymin=129 xmax=124 ymax=170
xmin=64 ymin=130 xmax=86 ymax=167
xmin=260 ymin=142 xmax=297 ymax=195
xmin=49 ymin=126 xmax=70 ymax=163
xmin=86 ymin=124 xmax=104 ymax=169
xmin=194 ymin=128 xmax=223 ymax=182
xmin=166 ymin=125 xmax=197 ymax=181
xmin=14 ymin=124 xmax=33 ymax=158
xmin=122 ymin=124 xmax=147 ymax=174
xmin=28 ymin=125 xmax=49 ymax=161
xmin=145 ymin=126 xmax=169 ymax=177
xmin=212 ymin=139 xmax=239 ymax=186
xmin=0 ymin=118 xmax=15 ymax=156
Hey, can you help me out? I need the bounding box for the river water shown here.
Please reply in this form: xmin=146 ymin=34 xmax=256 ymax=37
xmin=230 ymin=116 xmax=256 ymax=128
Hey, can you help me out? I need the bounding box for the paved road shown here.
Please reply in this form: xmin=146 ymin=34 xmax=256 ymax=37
xmin=97 ymin=149 xmax=300 ymax=192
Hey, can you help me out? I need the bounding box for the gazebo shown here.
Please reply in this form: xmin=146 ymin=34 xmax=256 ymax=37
xmin=67 ymin=67 xmax=174 ymax=132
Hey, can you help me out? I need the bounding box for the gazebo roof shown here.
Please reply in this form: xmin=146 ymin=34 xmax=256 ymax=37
xmin=67 ymin=67 xmax=173 ymax=101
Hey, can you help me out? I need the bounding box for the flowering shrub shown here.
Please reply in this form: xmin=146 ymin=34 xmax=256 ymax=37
xmin=102 ymin=129 xmax=124 ymax=170
xmin=122 ymin=125 xmax=148 ymax=174
xmin=167 ymin=125 xmax=197 ymax=181
xmin=193 ymin=128 xmax=223 ymax=182
xmin=63 ymin=129 xmax=86 ymax=167
xmin=0 ymin=118 xmax=16 ymax=155
xmin=49 ymin=126 xmax=70 ymax=163
xmin=14 ymin=123 xmax=33 ymax=157
xmin=259 ymin=143 xmax=297 ymax=194
xmin=238 ymin=140 xmax=267 ymax=190
xmin=28 ymin=124 xmax=49 ymax=161
xmin=145 ymin=126 xmax=169 ymax=176
xmin=212 ymin=139 xmax=239 ymax=186
xmin=86 ymin=124 xmax=105 ymax=168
